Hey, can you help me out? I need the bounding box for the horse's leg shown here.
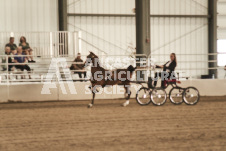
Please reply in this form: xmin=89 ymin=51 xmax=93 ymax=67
xmin=124 ymin=92 xmax=127 ymax=98
xmin=122 ymin=85 xmax=131 ymax=107
xmin=88 ymin=91 xmax=95 ymax=108
xmin=88 ymin=86 xmax=96 ymax=108
xmin=124 ymin=87 xmax=127 ymax=98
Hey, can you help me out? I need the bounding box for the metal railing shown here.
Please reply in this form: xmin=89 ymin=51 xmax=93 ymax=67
xmin=0 ymin=31 xmax=79 ymax=57
xmin=150 ymin=52 xmax=226 ymax=79
xmin=0 ymin=54 xmax=147 ymax=84
xmin=0 ymin=52 xmax=226 ymax=85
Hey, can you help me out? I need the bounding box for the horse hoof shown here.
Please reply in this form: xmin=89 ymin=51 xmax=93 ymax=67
xmin=122 ymin=100 xmax=130 ymax=107
xmin=88 ymin=104 xmax=93 ymax=108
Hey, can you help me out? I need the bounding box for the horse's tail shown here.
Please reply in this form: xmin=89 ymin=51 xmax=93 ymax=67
xmin=127 ymin=65 xmax=137 ymax=73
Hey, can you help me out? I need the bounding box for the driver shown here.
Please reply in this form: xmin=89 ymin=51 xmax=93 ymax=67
xmin=153 ymin=53 xmax=177 ymax=88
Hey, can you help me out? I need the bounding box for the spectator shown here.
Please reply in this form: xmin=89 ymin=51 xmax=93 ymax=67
xmin=70 ymin=53 xmax=87 ymax=81
xmin=5 ymin=37 xmax=17 ymax=52
xmin=19 ymin=36 xmax=36 ymax=63
xmin=3 ymin=47 xmax=15 ymax=71
xmin=14 ymin=47 xmax=32 ymax=79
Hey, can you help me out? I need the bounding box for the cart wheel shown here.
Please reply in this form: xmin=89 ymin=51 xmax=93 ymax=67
xmin=136 ymin=87 xmax=151 ymax=106
xmin=183 ymin=87 xmax=200 ymax=105
xmin=169 ymin=87 xmax=184 ymax=105
xmin=150 ymin=88 xmax=167 ymax=106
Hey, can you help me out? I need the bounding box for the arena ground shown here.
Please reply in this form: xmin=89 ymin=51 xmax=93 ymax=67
xmin=0 ymin=96 xmax=226 ymax=151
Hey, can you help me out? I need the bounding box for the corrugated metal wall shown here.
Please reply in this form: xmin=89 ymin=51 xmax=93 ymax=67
xmin=218 ymin=0 xmax=226 ymax=39
xmin=0 ymin=0 xmax=58 ymax=31
xmin=217 ymin=0 xmax=226 ymax=68
xmin=68 ymin=0 xmax=209 ymax=78
xmin=68 ymin=0 xmax=136 ymax=56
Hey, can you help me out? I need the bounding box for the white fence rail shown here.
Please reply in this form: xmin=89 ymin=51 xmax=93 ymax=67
xmin=0 ymin=54 xmax=144 ymax=84
xmin=0 ymin=53 xmax=225 ymax=85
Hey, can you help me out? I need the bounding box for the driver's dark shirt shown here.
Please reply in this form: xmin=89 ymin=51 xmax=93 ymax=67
xmin=74 ymin=58 xmax=84 ymax=69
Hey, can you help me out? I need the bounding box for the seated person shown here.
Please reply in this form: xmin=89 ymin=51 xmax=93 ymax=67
xmin=153 ymin=53 xmax=177 ymax=88
xmin=2 ymin=47 xmax=14 ymax=71
xmin=5 ymin=37 xmax=17 ymax=52
xmin=14 ymin=47 xmax=32 ymax=79
xmin=70 ymin=53 xmax=87 ymax=80
xmin=19 ymin=36 xmax=35 ymax=63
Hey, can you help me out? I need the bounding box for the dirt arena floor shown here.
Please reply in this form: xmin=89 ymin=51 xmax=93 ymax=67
xmin=0 ymin=96 xmax=226 ymax=151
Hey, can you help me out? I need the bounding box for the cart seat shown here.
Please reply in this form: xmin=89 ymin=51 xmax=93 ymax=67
xmin=164 ymin=79 xmax=181 ymax=87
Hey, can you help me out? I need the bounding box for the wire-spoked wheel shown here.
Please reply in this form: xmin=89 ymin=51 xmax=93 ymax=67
xmin=150 ymin=88 xmax=167 ymax=106
xmin=169 ymin=87 xmax=184 ymax=105
xmin=183 ymin=87 xmax=200 ymax=105
xmin=136 ymin=87 xmax=152 ymax=106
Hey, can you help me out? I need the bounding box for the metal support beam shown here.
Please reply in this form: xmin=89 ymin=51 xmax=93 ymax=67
xmin=68 ymin=13 xmax=210 ymax=18
xmin=135 ymin=0 xmax=150 ymax=81
xmin=58 ymin=0 xmax=67 ymax=31
xmin=208 ymin=0 xmax=218 ymax=78
xmin=135 ymin=0 xmax=150 ymax=56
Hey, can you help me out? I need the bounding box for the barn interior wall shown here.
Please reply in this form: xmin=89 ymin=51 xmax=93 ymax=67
xmin=68 ymin=0 xmax=209 ymax=78
xmin=217 ymin=0 xmax=226 ymax=74
xmin=0 ymin=0 xmax=58 ymax=32
xmin=218 ymin=0 xmax=226 ymax=39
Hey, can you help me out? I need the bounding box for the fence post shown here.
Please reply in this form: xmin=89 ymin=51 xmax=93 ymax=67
xmin=78 ymin=31 xmax=82 ymax=53
xmin=6 ymin=55 xmax=9 ymax=102
xmin=50 ymin=32 xmax=53 ymax=57
xmin=74 ymin=32 xmax=79 ymax=57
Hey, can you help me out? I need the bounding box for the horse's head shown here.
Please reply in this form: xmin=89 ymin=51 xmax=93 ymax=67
xmin=85 ymin=51 xmax=99 ymax=66
xmin=87 ymin=51 xmax=98 ymax=60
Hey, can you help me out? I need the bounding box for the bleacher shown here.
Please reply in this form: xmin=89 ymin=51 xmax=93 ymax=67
xmin=0 ymin=56 xmax=91 ymax=83
xmin=0 ymin=31 xmax=88 ymax=83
